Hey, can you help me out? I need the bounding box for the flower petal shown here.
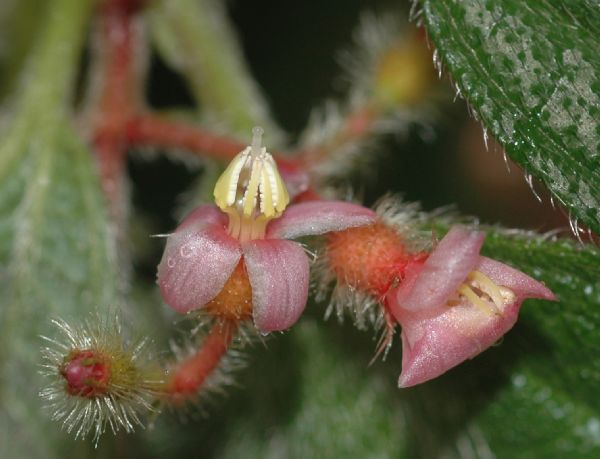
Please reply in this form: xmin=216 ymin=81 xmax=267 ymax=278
xmin=266 ymin=201 xmax=376 ymax=239
xmin=157 ymin=207 xmax=242 ymax=313
xmin=175 ymin=204 xmax=227 ymax=231
xmin=477 ymin=256 xmax=556 ymax=301
xmin=392 ymin=225 xmax=484 ymax=312
xmin=396 ymin=300 xmax=520 ymax=387
xmin=395 ymin=256 xmax=555 ymax=388
xmin=243 ymin=239 xmax=309 ymax=332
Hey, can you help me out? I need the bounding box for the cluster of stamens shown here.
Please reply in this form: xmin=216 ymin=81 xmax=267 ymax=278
xmin=213 ymin=127 xmax=289 ymax=242
xmin=450 ymin=271 xmax=515 ymax=315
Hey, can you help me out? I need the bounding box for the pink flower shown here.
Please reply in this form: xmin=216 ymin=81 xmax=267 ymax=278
xmin=388 ymin=226 xmax=556 ymax=388
xmin=158 ymin=201 xmax=374 ymax=332
xmin=157 ymin=126 xmax=376 ymax=333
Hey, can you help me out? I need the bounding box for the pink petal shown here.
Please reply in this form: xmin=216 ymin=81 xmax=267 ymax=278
xmin=243 ymin=239 xmax=309 ymax=333
xmin=266 ymin=201 xmax=376 ymax=239
xmin=477 ymin=257 xmax=556 ymax=301
xmin=176 ymin=204 xmax=227 ymax=231
xmin=157 ymin=207 xmax=241 ymax=313
xmin=396 ymin=301 xmax=520 ymax=387
xmin=394 ymin=255 xmax=555 ymax=388
xmin=392 ymin=226 xmax=484 ymax=312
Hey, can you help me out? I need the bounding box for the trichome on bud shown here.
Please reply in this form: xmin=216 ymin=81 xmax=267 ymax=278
xmin=40 ymin=315 xmax=165 ymax=444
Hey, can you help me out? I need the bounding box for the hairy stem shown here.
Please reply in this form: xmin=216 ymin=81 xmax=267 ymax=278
xmin=18 ymin=0 xmax=93 ymax=113
xmin=125 ymin=114 xmax=309 ymax=187
xmin=167 ymin=321 xmax=237 ymax=401
xmin=147 ymin=0 xmax=283 ymax=141
xmin=126 ymin=114 xmax=247 ymax=161
xmin=296 ymin=104 xmax=378 ymax=172
xmin=89 ymin=0 xmax=146 ymax=237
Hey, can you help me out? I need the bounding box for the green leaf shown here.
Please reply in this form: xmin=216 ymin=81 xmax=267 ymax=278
xmin=0 ymin=1 xmax=118 ymax=457
xmin=419 ymin=1 xmax=600 ymax=234
xmin=0 ymin=120 xmax=119 ymax=459
xmin=216 ymin=322 xmax=407 ymax=459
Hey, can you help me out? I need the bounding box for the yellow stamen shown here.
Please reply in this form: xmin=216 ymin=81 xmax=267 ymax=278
xmin=467 ymin=271 xmax=505 ymax=309
xmin=213 ymin=127 xmax=290 ymax=242
xmin=242 ymin=159 xmax=262 ymax=217
xmin=452 ymin=270 xmax=517 ymax=316
xmin=457 ymin=284 xmax=498 ymax=315
xmin=260 ymin=166 xmax=274 ymax=216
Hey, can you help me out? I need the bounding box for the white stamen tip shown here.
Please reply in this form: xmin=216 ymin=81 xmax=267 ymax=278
xmin=213 ymin=126 xmax=289 ymax=235
xmin=251 ymin=126 xmax=264 ymax=156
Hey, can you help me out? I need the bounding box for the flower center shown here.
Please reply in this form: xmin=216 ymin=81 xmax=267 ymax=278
xmin=60 ymin=350 xmax=111 ymax=397
xmin=204 ymin=261 xmax=253 ymax=321
xmin=450 ymin=271 xmax=515 ymax=315
xmin=213 ymin=127 xmax=290 ymax=242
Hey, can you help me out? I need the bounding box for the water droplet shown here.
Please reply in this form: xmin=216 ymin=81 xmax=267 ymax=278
xmin=534 ymin=387 xmax=551 ymax=402
xmin=512 ymin=373 xmax=526 ymax=388
xmin=550 ymin=405 xmax=566 ymax=420
xmin=587 ymin=418 xmax=600 ymax=437
xmin=579 ymin=368 xmax=591 ymax=380
xmin=180 ymin=243 xmax=194 ymax=258
xmin=167 ymin=257 xmax=176 ymax=268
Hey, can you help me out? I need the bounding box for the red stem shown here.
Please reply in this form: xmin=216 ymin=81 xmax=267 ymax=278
xmin=126 ymin=114 xmax=247 ymax=161
xmin=123 ymin=104 xmax=377 ymax=189
xmin=88 ymin=1 xmax=326 ymax=213
xmin=92 ymin=0 xmax=143 ymax=224
xmin=125 ymin=114 xmax=314 ymax=198
xmin=87 ymin=0 xmax=380 ymax=210
xmin=167 ymin=321 xmax=236 ymax=401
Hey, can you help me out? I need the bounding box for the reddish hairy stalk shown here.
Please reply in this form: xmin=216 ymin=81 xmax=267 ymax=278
xmin=91 ymin=0 xmax=145 ymax=225
xmin=126 ymin=114 xmax=247 ymax=161
xmin=295 ymin=104 xmax=377 ymax=169
xmin=126 ymin=114 xmax=315 ymax=199
xmin=167 ymin=321 xmax=237 ymax=401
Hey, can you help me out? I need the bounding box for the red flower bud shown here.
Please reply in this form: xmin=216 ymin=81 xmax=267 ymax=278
xmin=60 ymin=350 xmax=111 ymax=397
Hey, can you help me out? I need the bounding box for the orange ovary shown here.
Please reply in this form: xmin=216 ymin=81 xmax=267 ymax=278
xmin=204 ymin=260 xmax=253 ymax=321
xmin=327 ymin=222 xmax=412 ymax=298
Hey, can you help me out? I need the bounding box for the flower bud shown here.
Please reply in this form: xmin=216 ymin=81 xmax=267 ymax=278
xmin=373 ymin=31 xmax=436 ymax=107
xmin=40 ymin=315 xmax=165 ymax=444
xmin=60 ymin=350 xmax=111 ymax=397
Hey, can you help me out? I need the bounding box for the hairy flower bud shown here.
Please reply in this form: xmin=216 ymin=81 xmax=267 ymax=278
xmin=60 ymin=350 xmax=111 ymax=397
xmin=373 ymin=30 xmax=436 ymax=107
xmin=40 ymin=315 xmax=165 ymax=444
xmin=316 ymin=198 xmax=429 ymax=335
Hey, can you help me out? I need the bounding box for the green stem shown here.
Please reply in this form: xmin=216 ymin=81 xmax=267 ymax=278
xmin=0 ymin=0 xmax=93 ymax=176
xmin=19 ymin=0 xmax=93 ymax=115
xmin=147 ymin=0 xmax=284 ymax=144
